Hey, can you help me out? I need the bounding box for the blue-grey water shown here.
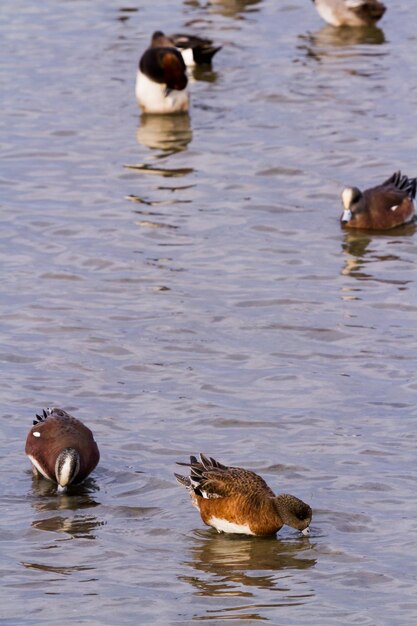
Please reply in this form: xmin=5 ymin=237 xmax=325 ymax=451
xmin=1 ymin=0 xmax=417 ymax=624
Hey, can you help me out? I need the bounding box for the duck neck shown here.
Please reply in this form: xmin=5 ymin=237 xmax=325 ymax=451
xmin=272 ymin=493 xmax=312 ymax=533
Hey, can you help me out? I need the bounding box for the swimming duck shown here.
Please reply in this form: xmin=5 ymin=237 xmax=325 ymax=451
xmin=341 ymin=171 xmax=417 ymax=230
xmin=311 ymin=0 xmax=386 ymax=27
xmin=25 ymin=408 xmax=100 ymax=491
xmin=175 ymin=454 xmax=312 ymax=536
xmin=136 ymin=31 xmax=189 ymax=114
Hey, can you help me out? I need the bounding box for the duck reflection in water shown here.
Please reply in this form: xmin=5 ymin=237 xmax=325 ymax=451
xmin=29 ymin=474 xmax=99 ymax=505
xmin=299 ymin=22 xmax=385 ymax=64
xmin=340 ymin=227 xmax=415 ymax=282
xmin=31 ymin=512 xmax=104 ymax=540
xmin=136 ymin=113 xmax=192 ymax=153
xmin=29 ymin=478 xmax=102 ymax=539
xmin=180 ymin=531 xmax=316 ymax=596
xmin=199 ymin=0 xmax=263 ymax=19
xmin=341 ymin=230 xmax=373 ymax=279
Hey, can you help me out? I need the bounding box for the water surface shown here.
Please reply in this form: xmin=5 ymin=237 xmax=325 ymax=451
xmin=1 ymin=0 xmax=417 ymax=624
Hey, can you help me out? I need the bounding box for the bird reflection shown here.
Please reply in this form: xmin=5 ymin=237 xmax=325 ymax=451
xmin=116 ymin=7 xmax=138 ymax=23
xmin=29 ymin=475 xmax=102 ymax=539
xmin=29 ymin=473 xmax=99 ymax=502
xmin=136 ymin=113 xmax=192 ymax=153
xmin=201 ymin=0 xmax=262 ymax=18
xmin=21 ymin=561 xmax=95 ymax=576
xmin=341 ymin=230 xmax=372 ymax=278
xmin=31 ymin=514 xmax=104 ymax=539
xmin=180 ymin=531 xmax=315 ymax=596
xmin=189 ymin=65 xmax=219 ymax=85
xmin=299 ymin=24 xmax=385 ymax=64
xmin=340 ymin=227 xmax=415 ymax=282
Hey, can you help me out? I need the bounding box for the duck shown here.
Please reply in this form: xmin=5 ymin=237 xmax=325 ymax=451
xmin=168 ymin=33 xmax=222 ymax=67
xmin=341 ymin=171 xmax=417 ymax=230
xmin=311 ymin=0 xmax=386 ymax=27
xmin=25 ymin=408 xmax=100 ymax=492
xmin=136 ymin=31 xmax=189 ymax=114
xmin=175 ymin=454 xmax=312 ymax=536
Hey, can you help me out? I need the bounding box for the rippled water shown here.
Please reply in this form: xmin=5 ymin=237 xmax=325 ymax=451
xmin=2 ymin=0 xmax=417 ymax=624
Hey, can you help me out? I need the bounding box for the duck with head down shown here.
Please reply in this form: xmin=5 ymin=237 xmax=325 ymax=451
xmin=167 ymin=33 xmax=222 ymax=67
xmin=311 ymin=0 xmax=386 ymax=27
xmin=175 ymin=454 xmax=312 ymax=537
xmin=136 ymin=31 xmax=189 ymax=114
xmin=25 ymin=408 xmax=100 ymax=492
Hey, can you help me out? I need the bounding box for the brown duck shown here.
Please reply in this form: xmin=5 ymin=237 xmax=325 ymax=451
xmin=175 ymin=454 xmax=312 ymax=536
xmin=25 ymin=408 xmax=100 ymax=491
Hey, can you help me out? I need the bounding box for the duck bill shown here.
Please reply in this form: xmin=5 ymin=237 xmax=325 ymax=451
xmin=341 ymin=209 xmax=352 ymax=225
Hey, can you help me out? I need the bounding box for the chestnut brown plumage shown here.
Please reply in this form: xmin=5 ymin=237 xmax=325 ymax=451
xmin=175 ymin=454 xmax=312 ymax=536
xmin=25 ymin=408 xmax=99 ymax=491
xmin=341 ymin=171 xmax=416 ymax=230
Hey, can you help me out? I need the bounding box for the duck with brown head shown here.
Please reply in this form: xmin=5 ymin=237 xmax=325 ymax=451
xmin=175 ymin=454 xmax=312 ymax=537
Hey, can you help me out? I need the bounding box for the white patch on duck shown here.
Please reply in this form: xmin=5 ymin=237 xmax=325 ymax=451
xmin=341 ymin=209 xmax=352 ymax=222
xmin=27 ymin=454 xmax=50 ymax=481
xmin=314 ymin=1 xmax=341 ymax=26
xmin=209 ymin=516 xmax=255 ymax=535
xmin=342 ymin=187 xmax=355 ymax=210
xmin=180 ymin=48 xmax=195 ymax=68
xmin=135 ymin=70 xmax=189 ymax=114
xmin=346 ymin=0 xmax=366 ymax=7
